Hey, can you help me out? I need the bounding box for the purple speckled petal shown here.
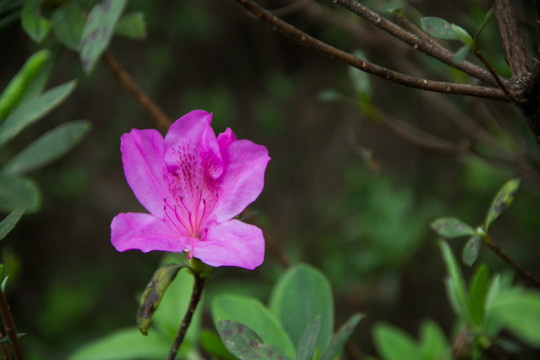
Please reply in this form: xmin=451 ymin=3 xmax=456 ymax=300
xmin=121 ymin=129 xmax=170 ymax=218
xmin=111 ymin=212 xmax=185 ymax=253
xmin=193 ymin=219 xmax=265 ymax=269
xmin=213 ymin=139 xmax=270 ymax=222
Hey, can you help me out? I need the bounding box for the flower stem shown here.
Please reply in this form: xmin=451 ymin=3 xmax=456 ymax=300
xmin=0 ymin=289 xmax=24 ymax=360
xmin=483 ymin=235 xmax=540 ymax=290
xmin=166 ymin=274 xmax=206 ymax=360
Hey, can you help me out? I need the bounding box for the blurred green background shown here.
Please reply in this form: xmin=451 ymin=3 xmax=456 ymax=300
xmin=1 ymin=0 xmax=540 ymax=358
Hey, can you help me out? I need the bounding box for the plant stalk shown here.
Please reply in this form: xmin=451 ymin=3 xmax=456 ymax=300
xmin=166 ymin=274 xmax=206 ymax=360
xmin=0 ymin=290 xmax=24 ymax=360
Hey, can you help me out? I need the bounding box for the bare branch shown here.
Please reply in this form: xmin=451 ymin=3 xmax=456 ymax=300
xmin=492 ymin=0 xmax=528 ymax=77
xmin=102 ymin=52 xmax=173 ymax=130
xmin=232 ymin=0 xmax=507 ymax=101
xmin=334 ymin=0 xmax=499 ymax=86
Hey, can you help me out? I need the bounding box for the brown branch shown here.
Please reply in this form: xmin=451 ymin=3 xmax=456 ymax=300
xmin=334 ymin=0 xmax=499 ymax=86
xmin=484 ymin=235 xmax=540 ymax=290
xmin=492 ymin=0 xmax=528 ymax=77
xmin=232 ymin=0 xmax=508 ymax=101
xmin=102 ymin=52 xmax=173 ymax=130
xmin=166 ymin=274 xmax=205 ymax=360
xmin=0 ymin=290 xmax=24 ymax=360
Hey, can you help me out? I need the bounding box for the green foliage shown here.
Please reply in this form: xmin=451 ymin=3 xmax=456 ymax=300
xmin=21 ymin=0 xmax=50 ymax=43
xmin=217 ymin=320 xmax=291 ymax=360
xmin=318 ymin=313 xmax=363 ymax=360
xmin=137 ymin=264 xmax=185 ymax=336
xmin=200 ymin=329 xmax=237 ymax=360
xmin=3 ymin=120 xmax=91 ymax=175
xmin=80 ymin=0 xmax=127 ymax=74
xmin=373 ymin=322 xmax=444 ymax=360
xmin=0 ymin=208 xmax=23 ymax=242
xmin=212 ymin=294 xmax=296 ymax=359
xmin=115 ymin=12 xmax=147 ymax=39
xmin=462 ymin=235 xmax=481 ymax=267
xmin=0 ymin=49 xmax=51 ymax=122
xmin=0 ymin=174 xmax=40 ymax=212
xmin=484 ymin=178 xmax=520 ymax=230
xmin=420 ymin=17 xmax=472 ymax=44
xmin=295 ymin=317 xmax=320 ymax=360
xmin=51 ymin=2 xmax=86 ymax=51
xmin=269 ymin=264 xmax=334 ymax=353
xmin=431 ymin=218 xmax=475 ymax=239
xmin=439 ymin=240 xmax=469 ymax=320
xmin=70 ymin=264 xmax=201 ymax=359
xmin=469 ymin=264 xmax=490 ymax=328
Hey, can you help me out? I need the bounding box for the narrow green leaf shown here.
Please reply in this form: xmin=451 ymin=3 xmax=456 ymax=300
xmin=439 ymin=240 xmax=470 ymax=319
xmin=0 ymin=208 xmax=24 ymax=241
xmin=484 ymin=178 xmax=520 ymax=229
xmin=452 ymin=45 xmax=470 ymax=64
xmin=0 ymin=49 xmax=52 ymax=122
xmin=420 ymin=17 xmax=457 ymax=40
xmin=80 ymin=0 xmax=127 ymax=74
xmin=431 ymin=218 xmax=475 ymax=239
xmin=217 ymin=320 xmax=292 ymax=360
xmin=419 ymin=320 xmax=450 ymax=360
xmin=115 ymin=12 xmax=146 ymax=39
xmin=3 ymin=120 xmax=91 ymax=175
xmin=137 ymin=264 xmax=185 ymax=336
xmin=462 ymin=235 xmax=481 ymax=267
xmin=319 ymin=313 xmax=363 ymax=360
xmin=373 ymin=323 xmax=422 ymax=360
xmin=200 ymin=330 xmax=237 ymax=360
xmin=21 ymin=0 xmax=50 ymax=43
xmin=52 ymin=2 xmax=86 ymax=51
xmin=0 ymin=174 xmax=40 ymax=212
xmin=296 ymin=317 xmax=320 ymax=360
xmin=0 ymin=80 xmax=77 ymax=148
xmin=212 ymin=295 xmax=295 ymax=359
xmin=469 ymin=265 xmax=490 ymax=328
xmin=269 ymin=264 xmax=334 ymax=353
xmin=490 ymin=290 xmax=540 ymax=347
xmin=451 ymin=24 xmax=473 ymax=46
xmin=68 ymin=327 xmax=170 ymax=360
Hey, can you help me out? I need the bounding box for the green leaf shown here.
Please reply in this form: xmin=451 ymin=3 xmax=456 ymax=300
xmin=419 ymin=320 xmax=450 ymax=360
xmin=68 ymin=327 xmax=170 ymax=360
xmin=269 ymin=264 xmax=334 ymax=353
xmin=484 ymin=178 xmax=520 ymax=229
xmin=452 ymin=45 xmax=470 ymax=64
xmin=200 ymin=330 xmax=237 ymax=360
xmin=490 ymin=290 xmax=540 ymax=347
xmin=451 ymin=24 xmax=473 ymax=46
xmin=3 ymin=120 xmax=91 ymax=175
xmin=115 ymin=12 xmax=146 ymax=39
xmin=21 ymin=0 xmax=51 ymax=43
xmin=0 ymin=80 xmax=77 ymax=148
xmin=462 ymin=235 xmax=481 ymax=267
xmin=469 ymin=265 xmax=490 ymax=328
xmin=0 ymin=174 xmax=40 ymax=212
xmin=52 ymin=2 xmax=86 ymax=51
xmin=0 ymin=208 xmax=24 ymax=241
xmin=319 ymin=313 xmax=363 ymax=360
xmin=212 ymin=294 xmax=295 ymax=359
xmin=431 ymin=218 xmax=475 ymax=239
xmin=317 ymin=89 xmax=348 ymax=103
xmin=349 ymin=51 xmax=371 ymax=96
xmin=80 ymin=0 xmax=127 ymax=74
xmin=296 ymin=317 xmax=320 ymax=360
xmin=0 ymin=49 xmax=52 ymax=122
xmin=420 ymin=17 xmax=457 ymax=40
xmin=217 ymin=320 xmax=292 ymax=360
xmin=439 ymin=240 xmax=470 ymax=319
xmin=137 ymin=264 xmax=185 ymax=336
xmin=373 ymin=323 xmax=422 ymax=360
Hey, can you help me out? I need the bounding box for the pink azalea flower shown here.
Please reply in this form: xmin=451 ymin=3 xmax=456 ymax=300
xmin=111 ymin=110 xmax=270 ymax=270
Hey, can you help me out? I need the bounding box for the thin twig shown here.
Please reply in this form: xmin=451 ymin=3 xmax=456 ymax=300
xmin=0 ymin=329 xmax=12 ymax=360
xmin=102 ymin=52 xmax=173 ymax=130
xmin=0 ymin=290 xmax=24 ymax=360
xmin=334 ymin=0 xmax=499 ymax=86
xmin=484 ymin=235 xmax=540 ymax=290
xmin=474 ymin=50 xmax=523 ymax=104
xmin=232 ymin=0 xmax=508 ymax=101
xmin=166 ymin=274 xmax=206 ymax=360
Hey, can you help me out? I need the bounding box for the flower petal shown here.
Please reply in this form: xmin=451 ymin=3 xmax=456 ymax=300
xmin=121 ymin=129 xmax=169 ymax=218
xmin=111 ymin=212 xmax=185 ymax=253
xmin=194 ymin=219 xmax=265 ymax=269
xmin=213 ymin=139 xmax=270 ymax=222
